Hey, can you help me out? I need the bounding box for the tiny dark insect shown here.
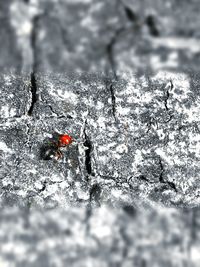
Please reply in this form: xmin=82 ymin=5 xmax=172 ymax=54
xmin=42 ymin=134 xmax=73 ymax=160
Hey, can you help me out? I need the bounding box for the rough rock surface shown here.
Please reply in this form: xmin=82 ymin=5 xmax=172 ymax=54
xmin=1 ymin=0 xmax=200 ymax=266
xmin=1 ymin=72 xmax=200 ymax=266
xmin=1 ymin=72 xmax=200 ymax=208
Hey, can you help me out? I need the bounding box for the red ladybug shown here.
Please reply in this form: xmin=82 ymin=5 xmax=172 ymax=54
xmin=49 ymin=134 xmax=74 ymax=160
xmin=58 ymin=134 xmax=73 ymax=147
xmin=53 ymin=134 xmax=73 ymax=159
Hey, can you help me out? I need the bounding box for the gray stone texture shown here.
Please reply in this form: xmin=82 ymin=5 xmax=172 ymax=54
xmin=0 ymin=202 xmax=198 ymax=267
xmin=2 ymin=0 xmax=200 ymax=74
xmin=1 ymin=73 xmax=200 ymax=208
xmin=0 ymin=72 xmax=200 ymax=265
xmin=1 ymin=0 xmax=200 ymax=266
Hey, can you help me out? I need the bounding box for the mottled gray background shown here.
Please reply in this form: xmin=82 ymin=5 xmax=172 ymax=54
xmin=0 ymin=0 xmax=200 ymax=266
xmin=2 ymin=0 xmax=200 ymax=74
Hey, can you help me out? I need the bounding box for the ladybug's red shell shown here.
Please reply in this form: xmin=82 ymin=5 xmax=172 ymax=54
xmin=58 ymin=134 xmax=73 ymax=147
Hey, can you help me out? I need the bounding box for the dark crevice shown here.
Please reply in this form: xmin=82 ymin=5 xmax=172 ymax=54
xmin=120 ymin=0 xmax=140 ymax=26
xmin=170 ymin=79 xmax=174 ymax=90
xmin=123 ymin=205 xmax=137 ymax=217
xmin=164 ymin=87 xmax=170 ymax=111
xmin=25 ymin=123 xmax=33 ymax=152
xmin=99 ymin=174 xmax=120 ymax=181
xmin=26 ymin=123 xmax=31 ymax=135
xmin=37 ymin=180 xmax=63 ymax=194
xmin=40 ymin=94 xmax=74 ymax=119
xmin=48 ymin=105 xmax=73 ymax=119
xmin=49 ymin=180 xmax=63 ymax=185
xmin=27 ymin=72 xmax=38 ymax=116
xmin=124 ymin=6 xmax=138 ymax=22
xmin=48 ymin=104 xmax=58 ymax=116
xmin=89 ymin=183 xmax=101 ymax=205
xmin=164 ymin=80 xmax=173 ymax=111
xmin=167 ymin=180 xmax=177 ymax=192
xmin=65 ymin=114 xmax=73 ymax=119
xmin=56 ymin=115 xmax=73 ymax=119
xmin=164 ymin=114 xmax=173 ymax=123
xmin=31 ymin=15 xmax=41 ymax=73
xmin=37 ymin=180 xmax=47 ymax=194
xmin=138 ymin=175 xmax=149 ymax=182
xmin=83 ymin=120 xmax=93 ymax=176
xmin=159 ymin=158 xmax=164 ymax=183
xmin=28 ymin=13 xmax=41 ymax=115
xmin=145 ymin=15 xmax=159 ymax=37
xmin=158 ymin=158 xmax=177 ymax=192
xmin=109 ymin=83 xmax=116 ymax=119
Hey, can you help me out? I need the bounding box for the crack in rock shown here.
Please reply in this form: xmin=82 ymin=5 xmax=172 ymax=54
xmin=31 ymin=14 xmax=41 ymax=73
xmin=48 ymin=107 xmax=74 ymax=120
xmin=1 ymin=73 xmax=199 ymax=208
xmin=145 ymin=14 xmax=160 ymax=37
xmin=164 ymin=88 xmax=170 ymax=111
xmin=89 ymin=183 xmax=101 ymax=206
xmin=83 ymin=120 xmax=93 ymax=177
xmin=40 ymin=93 xmax=74 ymax=119
xmin=124 ymin=6 xmax=138 ymax=23
xmin=28 ymin=72 xmax=38 ymax=115
xmin=27 ymin=12 xmax=41 ymax=115
xmin=123 ymin=204 xmax=137 ymax=217
xmin=164 ymin=80 xmax=173 ymax=111
xmin=158 ymin=158 xmax=177 ymax=192
xmin=37 ymin=180 xmax=47 ymax=194
xmin=108 ymin=82 xmax=116 ymax=120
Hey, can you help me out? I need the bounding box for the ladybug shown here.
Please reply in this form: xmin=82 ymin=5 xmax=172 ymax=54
xmin=54 ymin=134 xmax=73 ymax=159
xmin=58 ymin=134 xmax=73 ymax=147
xmin=42 ymin=133 xmax=74 ymax=160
